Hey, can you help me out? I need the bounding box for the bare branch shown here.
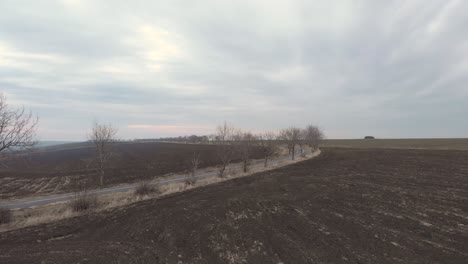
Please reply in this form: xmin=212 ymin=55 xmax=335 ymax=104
xmin=186 ymin=151 xmax=201 ymax=185
xmin=279 ymin=127 xmax=302 ymax=160
xmin=259 ymin=131 xmax=279 ymax=167
xmin=0 ymin=92 xmax=38 ymax=154
xmin=303 ymin=125 xmax=325 ymax=151
xmin=214 ymin=121 xmax=237 ymax=177
xmin=236 ymin=131 xmax=257 ymax=173
xmin=87 ymin=121 xmax=118 ymax=187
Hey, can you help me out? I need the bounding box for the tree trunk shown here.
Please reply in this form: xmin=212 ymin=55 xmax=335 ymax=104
xmin=243 ymin=160 xmax=248 ymax=173
xmin=99 ymin=169 xmax=104 ymax=187
xmin=190 ymin=169 xmax=196 ymax=185
xmin=218 ymin=164 xmax=226 ymax=178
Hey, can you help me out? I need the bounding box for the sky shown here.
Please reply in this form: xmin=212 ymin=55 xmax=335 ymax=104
xmin=0 ymin=0 xmax=467 ymax=141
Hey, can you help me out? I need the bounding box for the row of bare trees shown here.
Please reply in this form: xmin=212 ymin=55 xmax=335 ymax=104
xmin=214 ymin=122 xmax=276 ymax=177
xmin=213 ymin=122 xmax=324 ymax=178
xmin=76 ymin=123 xmax=323 ymax=202
xmin=0 ymin=91 xmax=323 ymax=190
xmin=279 ymin=125 xmax=325 ymax=160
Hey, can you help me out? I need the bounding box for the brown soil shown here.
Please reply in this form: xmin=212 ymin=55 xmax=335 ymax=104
xmin=321 ymin=138 xmax=468 ymax=150
xmin=0 ymin=142 xmax=263 ymax=199
xmin=0 ymin=148 xmax=467 ymax=263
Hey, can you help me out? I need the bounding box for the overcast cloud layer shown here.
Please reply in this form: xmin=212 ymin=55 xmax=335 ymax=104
xmin=0 ymin=0 xmax=467 ymax=140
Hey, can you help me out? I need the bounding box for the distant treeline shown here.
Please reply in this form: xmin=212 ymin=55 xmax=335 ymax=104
xmin=133 ymin=135 xmax=211 ymax=143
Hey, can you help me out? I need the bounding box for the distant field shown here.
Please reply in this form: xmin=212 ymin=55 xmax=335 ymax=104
xmin=0 ymin=142 xmax=263 ymax=199
xmin=35 ymin=141 xmax=77 ymax=148
xmin=322 ymin=138 xmax=468 ymax=150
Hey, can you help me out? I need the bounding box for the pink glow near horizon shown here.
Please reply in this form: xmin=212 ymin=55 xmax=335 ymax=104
xmin=127 ymin=124 xmax=214 ymax=135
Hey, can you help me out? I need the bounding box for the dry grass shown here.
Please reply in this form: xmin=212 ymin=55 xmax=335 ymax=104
xmin=134 ymin=181 xmax=159 ymax=196
xmin=0 ymin=150 xmax=321 ymax=232
xmin=160 ymin=181 xmax=194 ymax=195
xmin=0 ymin=193 xmax=133 ymax=232
xmin=0 ymin=203 xmax=76 ymax=232
xmin=0 ymin=190 xmax=158 ymax=232
xmin=185 ymin=176 xmax=197 ymax=186
xmin=193 ymin=150 xmax=319 ymax=188
xmin=69 ymin=191 xmax=98 ymax=212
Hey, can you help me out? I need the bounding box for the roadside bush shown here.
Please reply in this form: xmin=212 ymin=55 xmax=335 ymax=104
xmin=135 ymin=181 xmax=159 ymax=196
xmin=0 ymin=207 xmax=12 ymax=224
xmin=185 ymin=176 xmax=197 ymax=186
xmin=70 ymin=191 xmax=98 ymax=212
xmin=185 ymin=178 xmax=196 ymax=186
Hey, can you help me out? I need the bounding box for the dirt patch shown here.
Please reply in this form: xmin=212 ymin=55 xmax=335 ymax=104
xmin=0 ymin=148 xmax=467 ymax=263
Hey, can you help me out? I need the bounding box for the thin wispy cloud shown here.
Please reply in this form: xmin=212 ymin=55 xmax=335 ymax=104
xmin=0 ymin=0 xmax=466 ymax=140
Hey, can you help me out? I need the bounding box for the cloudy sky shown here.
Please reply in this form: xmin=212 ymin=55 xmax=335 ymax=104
xmin=0 ymin=0 xmax=467 ymax=140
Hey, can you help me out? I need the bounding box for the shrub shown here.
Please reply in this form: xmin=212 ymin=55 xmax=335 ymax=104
xmin=70 ymin=191 xmax=97 ymax=212
xmin=135 ymin=181 xmax=158 ymax=196
xmin=185 ymin=176 xmax=197 ymax=186
xmin=0 ymin=207 xmax=12 ymax=224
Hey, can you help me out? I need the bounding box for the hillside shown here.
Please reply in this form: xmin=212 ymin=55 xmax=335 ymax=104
xmin=1 ymin=148 xmax=467 ymax=263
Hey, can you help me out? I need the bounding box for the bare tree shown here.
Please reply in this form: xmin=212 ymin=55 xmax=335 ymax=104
xmin=304 ymin=125 xmax=324 ymax=151
xmin=237 ymin=131 xmax=257 ymax=173
xmin=298 ymin=130 xmax=307 ymax=157
xmin=215 ymin=121 xmax=237 ymax=177
xmin=188 ymin=135 xmax=198 ymax=143
xmin=259 ymin=131 xmax=279 ymax=167
xmin=88 ymin=122 xmax=118 ymax=187
xmin=208 ymin=134 xmax=216 ymax=144
xmin=186 ymin=152 xmax=201 ymax=185
xmin=279 ymin=127 xmax=302 ymax=160
xmin=0 ymin=92 xmax=38 ymax=153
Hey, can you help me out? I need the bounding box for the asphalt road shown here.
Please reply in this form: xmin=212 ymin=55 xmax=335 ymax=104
xmin=0 ymin=151 xmax=318 ymax=209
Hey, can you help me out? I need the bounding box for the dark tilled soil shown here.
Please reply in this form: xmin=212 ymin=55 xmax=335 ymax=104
xmin=321 ymin=138 xmax=468 ymax=150
xmin=1 ymin=148 xmax=467 ymax=263
xmin=0 ymin=142 xmax=263 ymax=199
